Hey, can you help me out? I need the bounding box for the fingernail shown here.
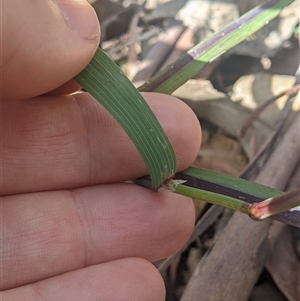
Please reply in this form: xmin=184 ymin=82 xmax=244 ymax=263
xmin=52 ymin=0 xmax=100 ymax=40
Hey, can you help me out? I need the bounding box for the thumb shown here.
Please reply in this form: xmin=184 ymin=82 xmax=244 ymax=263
xmin=1 ymin=0 xmax=100 ymax=100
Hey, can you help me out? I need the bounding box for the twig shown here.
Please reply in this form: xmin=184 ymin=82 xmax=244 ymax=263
xmin=132 ymin=19 xmax=186 ymax=87
xmin=238 ymin=84 xmax=300 ymax=137
xmin=126 ymin=8 xmax=141 ymax=79
xmin=240 ymin=70 xmax=300 ymax=181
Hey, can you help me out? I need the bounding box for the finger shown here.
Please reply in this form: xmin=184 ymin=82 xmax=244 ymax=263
xmin=1 ymin=0 xmax=100 ymax=100
xmin=1 ymin=183 xmax=195 ymax=289
xmin=3 ymin=258 xmax=165 ymax=301
xmin=2 ymin=93 xmax=201 ymax=195
xmin=45 ymin=79 xmax=82 ymax=96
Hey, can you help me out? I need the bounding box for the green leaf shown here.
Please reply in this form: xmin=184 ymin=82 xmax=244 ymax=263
xmin=138 ymin=0 xmax=294 ymax=94
xmin=177 ymin=167 xmax=283 ymax=201
xmin=135 ymin=167 xmax=300 ymax=228
xmin=174 ymin=167 xmax=300 ymax=227
xmin=74 ymin=48 xmax=176 ymax=189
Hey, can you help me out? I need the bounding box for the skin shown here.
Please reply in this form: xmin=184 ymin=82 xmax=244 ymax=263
xmin=1 ymin=0 xmax=202 ymax=300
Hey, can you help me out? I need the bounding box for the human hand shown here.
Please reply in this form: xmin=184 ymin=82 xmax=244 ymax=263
xmin=1 ymin=1 xmax=201 ymax=300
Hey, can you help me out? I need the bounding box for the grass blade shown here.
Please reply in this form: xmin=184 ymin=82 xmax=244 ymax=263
xmin=175 ymin=167 xmax=283 ymax=201
xmin=138 ymin=0 xmax=294 ymax=94
xmin=75 ymin=48 xmax=176 ymax=189
xmin=176 ymin=167 xmax=300 ymax=227
xmin=135 ymin=168 xmax=300 ymax=227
